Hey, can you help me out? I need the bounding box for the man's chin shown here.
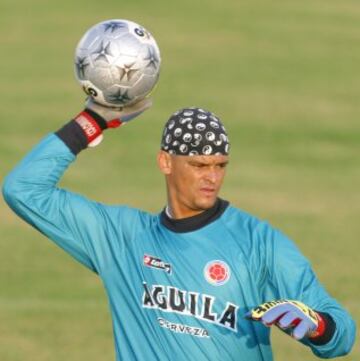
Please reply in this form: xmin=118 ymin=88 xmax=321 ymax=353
xmin=195 ymin=196 xmax=218 ymax=211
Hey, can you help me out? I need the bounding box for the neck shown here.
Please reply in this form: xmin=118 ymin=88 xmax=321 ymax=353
xmin=166 ymin=184 xmax=206 ymax=219
xmin=166 ymin=201 xmax=206 ymax=219
xmin=160 ymin=198 xmax=229 ymax=233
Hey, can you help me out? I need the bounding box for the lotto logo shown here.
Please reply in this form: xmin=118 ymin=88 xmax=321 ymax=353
xmin=204 ymin=260 xmax=230 ymax=286
xmin=143 ymin=254 xmax=172 ymax=274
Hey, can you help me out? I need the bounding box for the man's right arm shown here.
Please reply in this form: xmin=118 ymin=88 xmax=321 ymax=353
xmin=2 ymin=99 xmax=152 ymax=273
xmin=3 ymin=134 xmax=104 ymax=271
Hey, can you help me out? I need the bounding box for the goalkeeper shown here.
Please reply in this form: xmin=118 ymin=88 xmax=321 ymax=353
xmin=2 ymin=99 xmax=356 ymax=361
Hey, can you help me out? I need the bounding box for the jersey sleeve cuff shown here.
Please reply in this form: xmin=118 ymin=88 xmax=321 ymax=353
xmin=55 ymin=119 xmax=88 ymax=155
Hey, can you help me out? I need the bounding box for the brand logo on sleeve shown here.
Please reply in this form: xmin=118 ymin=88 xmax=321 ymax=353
xmin=204 ymin=260 xmax=230 ymax=286
xmin=143 ymin=254 xmax=172 ymax=274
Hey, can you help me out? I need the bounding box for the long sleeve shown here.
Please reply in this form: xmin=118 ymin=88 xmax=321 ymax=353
xmin=2 ymin=134 xmax=147 ymax=274
xmin=256 ymin=222 xmax=356 ymax=358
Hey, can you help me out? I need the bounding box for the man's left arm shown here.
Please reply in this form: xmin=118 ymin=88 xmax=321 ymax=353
xmin=250 ymin=223 xmax=356 ymax=358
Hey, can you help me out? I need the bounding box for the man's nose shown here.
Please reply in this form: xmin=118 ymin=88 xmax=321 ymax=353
xmin=205 ymin=169 xmax=219 ymax=184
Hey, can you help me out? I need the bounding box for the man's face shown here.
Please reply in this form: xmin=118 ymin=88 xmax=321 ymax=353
xmin=157 ymin=151 xmax=229 ymax=218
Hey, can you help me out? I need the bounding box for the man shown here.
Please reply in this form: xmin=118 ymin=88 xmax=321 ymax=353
xmin=3 ymin=99 xmax=356 ymax=361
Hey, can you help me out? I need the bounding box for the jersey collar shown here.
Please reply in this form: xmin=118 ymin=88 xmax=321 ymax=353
xmin=160 ymin=198 xmax=229 ymax=233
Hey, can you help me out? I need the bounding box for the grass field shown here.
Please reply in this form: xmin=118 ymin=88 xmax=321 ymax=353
xmin=0 ymin=0 xmax=359 ymax=360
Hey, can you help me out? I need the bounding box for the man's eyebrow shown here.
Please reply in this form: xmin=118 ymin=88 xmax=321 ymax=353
xmin=188 ymin=159 xmax=229 ymax=166
xmin=217 ymin=160 xmax=229 ymax=167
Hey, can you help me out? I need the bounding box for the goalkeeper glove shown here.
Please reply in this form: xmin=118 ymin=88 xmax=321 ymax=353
xmin=56 ymin=97 xmax=152 ymax=154
xmin=246 ymin=300 xmax=332 ymax=341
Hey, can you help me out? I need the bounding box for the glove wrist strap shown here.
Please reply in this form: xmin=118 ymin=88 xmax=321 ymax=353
xmin=74 ymin=111 xmax=103 ymax=144
xmin=56 ymin=109 xmax=108 ymax=155
xmin=309 ymin=312 xmax=326 ymax=338
xmin=309 ymin=312 xmax=336 ymax=345
xmin=83 ymin=108 xmax=108 ymax=130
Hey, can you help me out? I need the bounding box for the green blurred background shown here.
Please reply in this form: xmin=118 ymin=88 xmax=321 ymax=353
xmin=0 ymin=0 xmax=359 ymax=360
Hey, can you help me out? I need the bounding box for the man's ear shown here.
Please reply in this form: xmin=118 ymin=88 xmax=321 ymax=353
xmin=157 ymin=150 xmax=172 ymax=175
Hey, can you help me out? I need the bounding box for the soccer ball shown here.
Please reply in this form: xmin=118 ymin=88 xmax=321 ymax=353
xmin=74 ymin=19 xmax=161 ymax=107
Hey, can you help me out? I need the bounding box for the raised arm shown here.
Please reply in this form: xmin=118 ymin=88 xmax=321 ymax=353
xmin=2 ymin=98 xmax=152 ymax=274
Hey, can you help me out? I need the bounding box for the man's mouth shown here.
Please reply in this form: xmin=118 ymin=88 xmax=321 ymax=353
xmin=200 ymin=187 xmax=216 ymax=196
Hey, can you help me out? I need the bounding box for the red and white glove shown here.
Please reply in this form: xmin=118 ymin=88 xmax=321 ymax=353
xmin=56 ymin=97 xmax=152 ymax=154
xmin=75 ymin=97 xmax=152 ymax=147
xmin=246 ymin=300 xmax=328 ymax=340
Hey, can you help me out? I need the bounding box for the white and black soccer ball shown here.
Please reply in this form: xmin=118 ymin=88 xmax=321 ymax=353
xmin=74 ymin=19 xmax=161 ymax=107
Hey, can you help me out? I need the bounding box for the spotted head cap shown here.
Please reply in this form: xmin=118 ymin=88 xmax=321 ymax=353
xmin=160 ymin=107 xmax=230 ymax=156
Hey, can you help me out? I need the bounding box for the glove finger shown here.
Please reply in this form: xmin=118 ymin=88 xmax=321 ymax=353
xmin=120 ymin=109 xmax=147 ymax=122
xmin=292 ymin=319 xmax=313 ymax=340
xmin=120 ymin=98 xmax=153 ymax=122
xmin=130 ymin=97 xmax=153 ymax=112
xmin=123 ymin=97 xmax=152 ymax=114
xmin=261 ymin=305 xmax=291 ymax=326
xmin=278 ymin=311 xmax=299 ymax=329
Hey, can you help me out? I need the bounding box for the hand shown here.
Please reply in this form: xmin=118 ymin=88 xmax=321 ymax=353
xmin=246 ymin=300 xmax=326 ymax=340
xmin=75 ymin=97 xmax=152 ymax=147
xmin=85 ymin=97 xmax=153 ymax=125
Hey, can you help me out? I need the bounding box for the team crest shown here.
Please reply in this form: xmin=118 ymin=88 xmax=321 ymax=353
xmin=204 ymin=260 xmax=231 ymax=286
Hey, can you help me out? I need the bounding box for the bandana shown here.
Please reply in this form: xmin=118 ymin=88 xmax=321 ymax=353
xmin=160 ymin=107 xmax=230 ymax=156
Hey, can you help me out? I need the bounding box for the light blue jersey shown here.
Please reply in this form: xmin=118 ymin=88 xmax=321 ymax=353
xmin=3 ymin=134 xmax=356 ymax=360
